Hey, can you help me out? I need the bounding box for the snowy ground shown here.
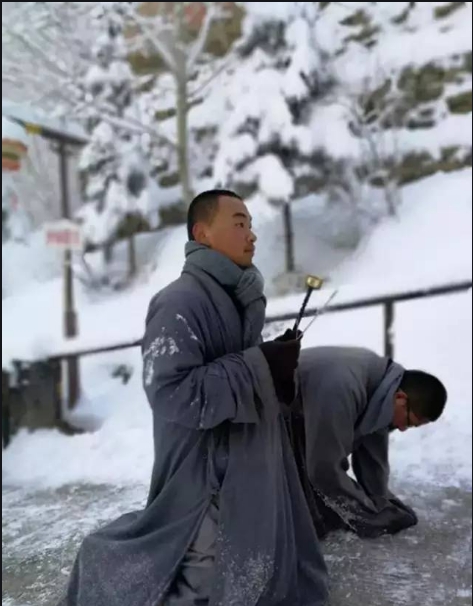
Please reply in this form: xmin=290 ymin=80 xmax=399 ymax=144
xmin=2 ymin=482 xmax=471 ymax=606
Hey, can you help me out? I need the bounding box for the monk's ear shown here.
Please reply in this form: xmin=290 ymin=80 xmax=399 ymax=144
xmin=193 ymin=222 xmax=210 ymax=246
xmin=394 ymin=390 xmax=407 ymax=408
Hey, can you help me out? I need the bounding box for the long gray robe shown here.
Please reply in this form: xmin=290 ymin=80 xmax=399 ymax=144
xmin=59 ymin=270 xmax=328 ymax=606
xmin=297 ymin=346 xmax=412 ymax=538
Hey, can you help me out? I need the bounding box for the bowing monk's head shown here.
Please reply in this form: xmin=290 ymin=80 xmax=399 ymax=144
xmin=391 ymin=370 xmax=447 ymax=433
xmin=188 ymin=189 xmax=257 ymax=267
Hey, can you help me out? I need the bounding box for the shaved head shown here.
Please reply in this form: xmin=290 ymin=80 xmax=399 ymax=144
xmin=187 ymin=190 xmax=243 ymax=241
xmin=187 ymin=189 xmax=257 ymax=267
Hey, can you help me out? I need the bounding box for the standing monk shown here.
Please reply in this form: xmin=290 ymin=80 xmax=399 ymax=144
xmin=59 ymin=190 xmax=328 ymax=606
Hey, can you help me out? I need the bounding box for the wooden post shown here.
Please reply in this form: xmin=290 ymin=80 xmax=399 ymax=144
xmin=58 ymin=141 xmax=80 ymax=409
xmin=50 ymin=359 xmax=63 ymax=424
xmin=2 ymin=371 xmax=11 ymax=449
xmin=384 ymin=301 xmax=395 ymax=359
xmin=283 ymin=201 xmax=295 ymax=273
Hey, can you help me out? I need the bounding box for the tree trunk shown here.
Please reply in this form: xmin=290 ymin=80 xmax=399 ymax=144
xmin=283 ymin=201 xmax=295 ymax=273
xmin=171 ymin=2 xmax=194 ymax=209
xmin=176 ymin=76 xmax=193 ymax=207
xmin=128 ymin=233 xmax=137 ymax=279
xmin=103 ymin=240 xmax=114 ymax=265
xmin=384 ymin=178 xmax=400 ymax=218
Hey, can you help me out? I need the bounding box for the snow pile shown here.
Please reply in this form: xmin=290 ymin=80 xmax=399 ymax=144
xmin=2 ymin=233 xmax=63 ymax=298
xmin=263 ymin=168 xmax=472 ymax=317
xmin=391 ymin=291 xmax=472 ymax=488
xmin=332 ymin=168 xmax=473 ymax=292
xmin=2 ymin=351 xmax=154 ymax=489
xmin=2 ymin=170 xmax=471 ymax=491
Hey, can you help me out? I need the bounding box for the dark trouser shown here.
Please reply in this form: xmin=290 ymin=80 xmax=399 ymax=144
xmin=163 ymin=499 xmax=218 ymax=605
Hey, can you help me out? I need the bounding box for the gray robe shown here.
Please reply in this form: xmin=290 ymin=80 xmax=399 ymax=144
xmin=297 ymin=346 xmax=411 ymax=538
xmin=59 ymin=270 xmax=328 ymax=606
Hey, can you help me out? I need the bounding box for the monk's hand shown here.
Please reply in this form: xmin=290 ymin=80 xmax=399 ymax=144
xmin=275 ymin=329 xmax=303 ymax=342
xmin=383 ymin=509 xmax=418 ymax=535
xmin=388 ymin=497 xmax=418 ymax=526
xmin=259 ymin=337 xmax=301 ymax=375
xmin=354 ymin=498 xmax=418 ymax=539
xmin=259 ymin=337 xmax=301 ymax=404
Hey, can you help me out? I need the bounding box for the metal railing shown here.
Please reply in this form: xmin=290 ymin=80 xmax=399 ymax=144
xmin=3 ymin=280 xmax=471 ymax=448
xmin=47 ymin=280 xmax=472 ymax=362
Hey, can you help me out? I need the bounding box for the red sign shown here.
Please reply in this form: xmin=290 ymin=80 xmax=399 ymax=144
xmin=45 ymin=221 xmax=83 ymax=250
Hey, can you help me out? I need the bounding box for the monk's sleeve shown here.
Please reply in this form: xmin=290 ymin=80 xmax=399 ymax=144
xmin=352 ymin=429 xmax=392 ymax=499
xmin=142 ymin=294 xmax=268 ymax=429
xmin=305 ymin=378 xmax=383 ymax=518
xmin=306 ymin=383 xmax=415 ymax=537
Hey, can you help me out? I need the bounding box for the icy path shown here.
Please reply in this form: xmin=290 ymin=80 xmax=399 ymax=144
xmin=2 ymin=481 xmax=471 ymax=606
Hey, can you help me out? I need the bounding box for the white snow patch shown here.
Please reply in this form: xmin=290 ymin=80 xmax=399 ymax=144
xmin=310 ymin=103 xmax=360 ymax=159
xmin=143 ymin=333 xmax=180 ymax=386
xmin=2 ymin=351 xmax=154 ymax=489
xmin=251 ymin=155 xmax=295 ymax=202
xmin=176 ymin=314 xmax=199 ymax=342
xmin=332 ymin=169 xmax=472 ymax=293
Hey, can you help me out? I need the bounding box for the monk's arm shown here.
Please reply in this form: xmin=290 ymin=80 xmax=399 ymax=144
xmin=142 ymin=294 xmax=267 ymax=429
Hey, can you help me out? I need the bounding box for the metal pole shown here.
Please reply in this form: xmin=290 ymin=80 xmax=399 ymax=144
xmin=384 ymin=301 xmax=395 ymax=359
xmin=58 ymin=141 xmax=80 ymax=409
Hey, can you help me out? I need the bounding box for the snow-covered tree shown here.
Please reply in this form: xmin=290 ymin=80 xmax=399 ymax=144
xmin=2 ymin=2 xmax=98 ymax=113
xmin=340 ymin=72 xmax=404 ymax=217
xmin=78 ymin=4 xmax=152 ymax=280
xmin=125 ymin=2 xmax=235 ymax=207
xmin=307 ymin=70 xmax=406 ymax=250
xmin=214 ymin=4 xmax=333 ymax=273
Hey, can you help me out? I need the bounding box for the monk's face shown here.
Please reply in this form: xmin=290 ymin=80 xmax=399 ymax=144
xmin=391 ymin=391 xmax=429 ymax=432
xmin=196 ymin=195 xmax=257 ymax=267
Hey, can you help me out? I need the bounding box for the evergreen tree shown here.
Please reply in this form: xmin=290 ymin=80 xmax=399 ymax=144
xmin=79 ymin=4 xmax=150 ymax=279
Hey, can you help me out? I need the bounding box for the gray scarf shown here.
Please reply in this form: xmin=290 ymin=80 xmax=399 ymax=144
xmin=183 ymin=242 xmax=267 ymax=348
xmin=355 ymin=361 xmax=405 ymax=438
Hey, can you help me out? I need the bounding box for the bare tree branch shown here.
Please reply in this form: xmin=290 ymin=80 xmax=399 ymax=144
xmin=188 ymin=54 xmax=235 ymax=101
xmin=187 ymin=2 xmax=220 ymax=72
xmin=125 ymin=10 xmax=177 ymax=73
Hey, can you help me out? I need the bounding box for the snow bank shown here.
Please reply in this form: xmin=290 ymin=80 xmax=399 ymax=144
xmin=332 ymin=169 xmax=472 ymax=293
xmin=2 ymin=351 xmax=154 ymax=489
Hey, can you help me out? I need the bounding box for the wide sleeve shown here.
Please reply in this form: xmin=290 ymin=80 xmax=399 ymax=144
xmin=142 ymin=293 xmax=268 ymax=430
xmin=307 ymin=381 xmax=418 ymax=537
xmin=352 ymin=429 xmax=392 ymax=499
xmin=305 ymin=376 xmax=382 ymax=517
